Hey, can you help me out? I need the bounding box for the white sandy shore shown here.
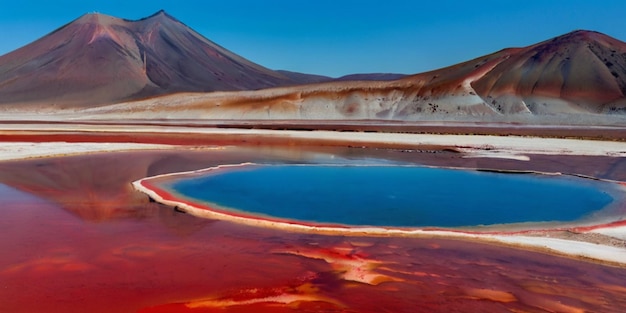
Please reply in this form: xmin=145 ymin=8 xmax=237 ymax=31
xmin=485 ymin=236 xmax=626 ymax=265
xmin=0 ymin=142 xmax=174 ymax=161
xmin=0 ymin=125 xmax=625 ymax=266
xmin=591 ymin=226 xmax=626 ymax=240
xmin=1 ymin=123 xmax=625 ymax=157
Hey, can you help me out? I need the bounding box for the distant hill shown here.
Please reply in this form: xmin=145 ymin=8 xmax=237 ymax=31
xmin=335 ymin=73 xmax=407 ymax=81
xmin=275 ymin=70 xmax=331 ymax=84
xmin=0 ymin=10 xmax=331 ymax=107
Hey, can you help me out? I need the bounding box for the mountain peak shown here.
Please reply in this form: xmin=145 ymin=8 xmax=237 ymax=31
xmin=76 ymin=12 xmax=122 ymax=25
xmin=543 ymin=29 xmax=618 ymax=47
xmin=563 ymin=29 xmax=601 ymax=37
xmin=75 ymin=10 xmax=177 ymax=25
xmin=566 ymin=29 xmax=606 ymax=39
xmin=139 ymin=9 xmax=178 ymax=23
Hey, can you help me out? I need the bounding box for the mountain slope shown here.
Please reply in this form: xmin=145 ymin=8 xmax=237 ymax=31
xmin=0 ymin=10 xmax=329 ymax=107
xmin=71 ymin=30 xmax=626 ymax=123
xmin=471 ymin=30 xmax=626 ymax=114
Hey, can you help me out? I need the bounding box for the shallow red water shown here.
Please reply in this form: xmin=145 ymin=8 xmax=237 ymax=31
xmin=1 ymin=147 xmax=625 ymax=312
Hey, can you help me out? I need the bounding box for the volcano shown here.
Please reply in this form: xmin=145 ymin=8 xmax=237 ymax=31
xmin=0 ymin=10 xmax=330 ymax=108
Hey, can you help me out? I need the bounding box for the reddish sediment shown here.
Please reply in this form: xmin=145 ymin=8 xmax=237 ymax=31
xmin=2 ymin=119 xmax=626 ymax=141
xmin=3 ymin=183 xmax=626 ymax=312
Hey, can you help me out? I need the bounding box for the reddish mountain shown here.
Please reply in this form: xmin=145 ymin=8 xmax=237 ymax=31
xmin=471 ymin=30 xmax=626 ymax=114
xmin=121 ymin=30 xmax=624 ymax=121
xmin=0 ymin=10 xmax=329 ymax=108
xmin=351 ymin=29 xmax=626 ymax=117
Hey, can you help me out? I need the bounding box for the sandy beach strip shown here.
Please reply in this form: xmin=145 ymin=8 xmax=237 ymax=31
xmin=1 ymin=123 xmax=625 ymax=157
xmin=0 ymin=142 xmax=175 ymax=161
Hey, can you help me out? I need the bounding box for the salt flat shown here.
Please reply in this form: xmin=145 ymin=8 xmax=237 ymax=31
xmin=1 ymin=123 xmax=625 ymax=157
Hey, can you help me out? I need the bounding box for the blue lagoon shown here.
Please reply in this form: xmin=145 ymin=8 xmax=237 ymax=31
xmin=167 ymin=165 xmax=617 ymax=228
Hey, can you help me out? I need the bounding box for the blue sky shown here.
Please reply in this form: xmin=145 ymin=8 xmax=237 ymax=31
xmin=2 ymin=0 xmax=626 ymax=77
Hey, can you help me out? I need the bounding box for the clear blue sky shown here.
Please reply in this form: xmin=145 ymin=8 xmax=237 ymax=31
xmin=2 ymin=0 xmax=626 ymax=77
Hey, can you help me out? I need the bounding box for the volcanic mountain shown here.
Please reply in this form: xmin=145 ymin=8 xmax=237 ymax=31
xmin=0 ymin=10 xmax=330 ymax=107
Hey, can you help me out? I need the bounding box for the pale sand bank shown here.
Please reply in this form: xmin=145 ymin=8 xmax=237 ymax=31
xmin=485 ymin=236 xmax=626 ymax=265
xmin=592 ymin=226 xmax=626 ymax=241
xmin=1 ymin=123 xmax=625 ymax=157
xmin=0 ymin=142 xmax=174 ymax=161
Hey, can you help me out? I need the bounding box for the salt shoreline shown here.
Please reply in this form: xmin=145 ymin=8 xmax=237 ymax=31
xmin=1 ymin=123 xmax=626 ymax=157
xmin=1 ymin=126 xmax=625 ymax=266
xmin=0 ymin=141 xmax=174 ymax=161
xmin=132 ymin=162 xmax=626 ymax=267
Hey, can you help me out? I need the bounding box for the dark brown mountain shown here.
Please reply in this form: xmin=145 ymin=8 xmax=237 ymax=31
xmin=0 ymin=10 xmax=330 ymax=108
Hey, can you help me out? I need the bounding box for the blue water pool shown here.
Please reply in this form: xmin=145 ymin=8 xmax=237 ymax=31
xmin=169 ymin=165 xmax=615 ymax=227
